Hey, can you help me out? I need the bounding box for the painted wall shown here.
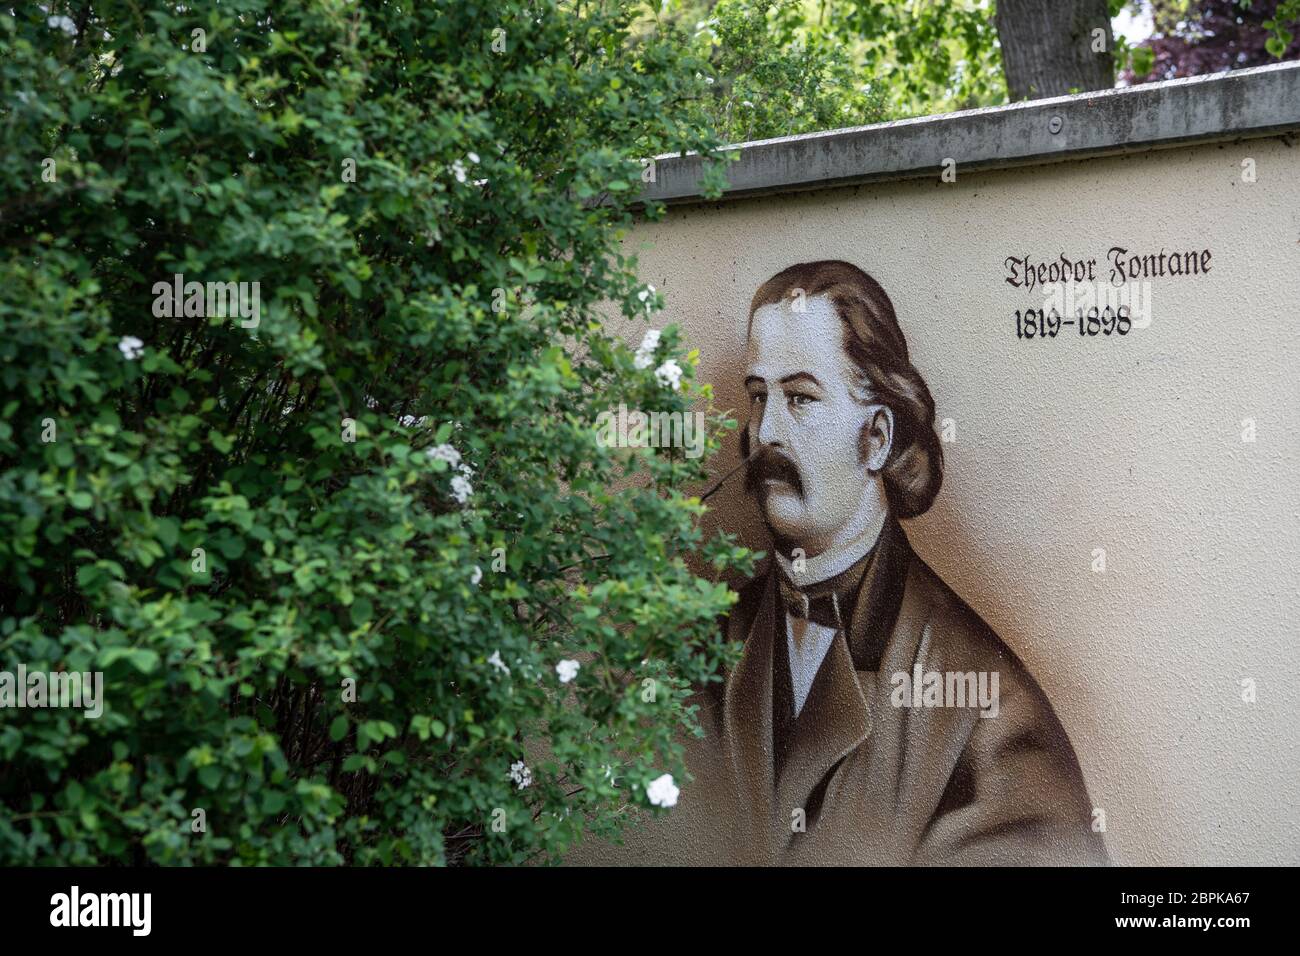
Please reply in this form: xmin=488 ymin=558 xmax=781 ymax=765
xmin=603 ymin=135 xmax=1300 ymax=866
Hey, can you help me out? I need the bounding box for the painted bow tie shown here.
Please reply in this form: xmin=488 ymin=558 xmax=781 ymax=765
xmin=777 ymin=574 xmax=847 ymax=630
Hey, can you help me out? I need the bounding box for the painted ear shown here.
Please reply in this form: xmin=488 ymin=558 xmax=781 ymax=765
xmin=861 ymin=406 xmax=894 ymax=472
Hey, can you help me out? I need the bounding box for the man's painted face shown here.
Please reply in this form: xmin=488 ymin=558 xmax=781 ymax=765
xmin=744 ymin=295 xmax=879 ymax=555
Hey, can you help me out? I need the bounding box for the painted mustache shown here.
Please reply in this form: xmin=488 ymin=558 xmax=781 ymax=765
xmin=743 ymin=447 xmax=805 ymax=500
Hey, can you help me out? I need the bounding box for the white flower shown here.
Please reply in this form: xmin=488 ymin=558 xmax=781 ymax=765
xmin=451 ymin=160 xmax=467 ymax=183
xmin=450 ymin=474 xmax=473 ymax=505
xmin=556 ymin=659 xmax=580 ymax=683
xmin=399 ymin=414 xmax=426 ymax=427
xmin=633 ymin=327 xmax=660 ymax=369
xmin=509 ymin=760 xmax=532 ymax=790
xmin=646 ymin=773 xmax=679 ymax=808
xmin=488 ymin=650 xmax=511 ymax=677
xmin=470 ymin=565 xmax=482 ymax=586
xmin=636 ymin=285 xmax=657 ymax=315
xmin=467 ymin=151 xmax=481 ymax=164
xmin=48 ymin=15 xmax=78 ymax=35
xmin=654 ymin=358 xmax=683 ymax=390
xmin=426 ymin=443 xmax=461 ymax=468
xmin=117 ymin=336 xmax=144 ymax=360
xmin=742 ymin=100 xmax=755 ymax=108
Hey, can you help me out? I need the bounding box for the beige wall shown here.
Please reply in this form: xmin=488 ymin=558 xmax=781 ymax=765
xmin=622 ymin=136 xmax=1300 ymax=865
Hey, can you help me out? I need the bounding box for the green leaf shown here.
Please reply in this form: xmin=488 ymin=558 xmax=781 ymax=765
xmin=126 ymin=649 xmax=161 ymax=673
xmin=329 ymin=715 xmax=349 ymax=742
xmin=263 ymin=792 xmax=287 ymax=815
xmin=209 ymin=429 xmax=234 ymax=454
xmin=350 ymin=598 xmax=373 ymax=627
xmin=98 ymin=647 xmax=160 ymax=673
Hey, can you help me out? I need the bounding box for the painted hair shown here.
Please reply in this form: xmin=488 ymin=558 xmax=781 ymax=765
xmin=743 ymin=260 xmax=943 ymax=519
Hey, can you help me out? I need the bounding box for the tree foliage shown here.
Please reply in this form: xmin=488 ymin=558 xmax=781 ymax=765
xmin=1120 ymin=0 xmax=1300 ymax=83
xmin=657 ymin=0 xmax=1005 ymax=125
xmin=831 ymin=0 xmax=1006 ymax=114
xmin=669 ymin=0 xmax=890 ymax=143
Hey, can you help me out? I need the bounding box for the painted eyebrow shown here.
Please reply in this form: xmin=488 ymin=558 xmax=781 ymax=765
xmin=745 ymin=372 xmax=824 ymax=389
xmin=778 ymin=372 xmax=823 ymax=389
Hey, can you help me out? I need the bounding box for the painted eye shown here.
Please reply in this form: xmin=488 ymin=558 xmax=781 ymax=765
xmin=788 ymin=393 xmax=815 ymax=407
xmin=749 ymin=392 xmax=766 ymax=405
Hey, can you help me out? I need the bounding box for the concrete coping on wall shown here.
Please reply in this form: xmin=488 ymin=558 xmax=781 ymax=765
xmin=640 ymin=60 xmax=1300 ymax=205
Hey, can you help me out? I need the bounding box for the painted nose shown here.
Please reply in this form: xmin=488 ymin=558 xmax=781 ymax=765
xmin=756 ymin=395 xmax=788 ymax=448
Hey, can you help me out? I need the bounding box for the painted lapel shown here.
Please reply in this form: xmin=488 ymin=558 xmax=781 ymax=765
xmin=721 ymin=570 xmax=777 ymax=836
xmin=775 ymin=629 xmax=873 ymax=820
xmin=775 ymin=518 xmax=913 ymax=824
xmin=847 ymin=517 xmax=913 ymax=671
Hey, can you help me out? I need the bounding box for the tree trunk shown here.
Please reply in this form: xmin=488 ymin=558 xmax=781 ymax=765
xmin=995 ymin=0 xmax=1116 ymax=101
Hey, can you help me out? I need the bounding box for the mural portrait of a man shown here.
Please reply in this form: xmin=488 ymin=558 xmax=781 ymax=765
xmin=583 ymin=260 xmax=1110 ymax=866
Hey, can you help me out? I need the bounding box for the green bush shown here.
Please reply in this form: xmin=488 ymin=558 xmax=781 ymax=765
xmin=0 ymin=0 xmax=752 ymax=865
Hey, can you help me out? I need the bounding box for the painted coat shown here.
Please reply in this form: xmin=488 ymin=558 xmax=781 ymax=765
xmin=575 ymin=518 xmax=1109 ymax=866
